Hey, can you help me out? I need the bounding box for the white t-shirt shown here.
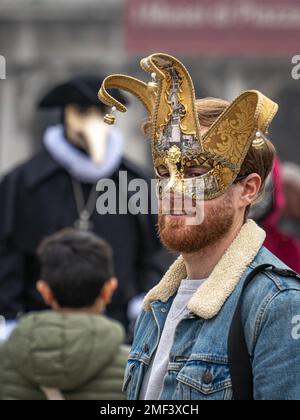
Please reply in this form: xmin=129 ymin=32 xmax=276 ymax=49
xmin=139 ymin=278 xmax=206 ymax=400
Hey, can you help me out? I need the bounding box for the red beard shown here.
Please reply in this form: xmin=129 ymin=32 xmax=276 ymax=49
xmin=158 ymin=192 xmax=235 ymax=254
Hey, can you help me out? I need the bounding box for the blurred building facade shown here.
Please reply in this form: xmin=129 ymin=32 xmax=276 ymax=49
xmin=1 ymin=0 xmax=300 ymax=176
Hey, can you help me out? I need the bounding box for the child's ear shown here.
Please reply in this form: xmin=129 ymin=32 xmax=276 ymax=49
xmin=36 ymin=280 xmax=55 ymax=307
xmin=100 ymin=277 xmax=118 ymax=305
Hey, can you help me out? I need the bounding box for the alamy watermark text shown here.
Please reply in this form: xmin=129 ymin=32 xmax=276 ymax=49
xmin=292 ymin=55 xmax=300 ymax=80
xmin=0 ymin=54 xmax=6 ymax=80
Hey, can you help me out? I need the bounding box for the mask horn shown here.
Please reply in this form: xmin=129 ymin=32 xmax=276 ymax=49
xmin=140 ymin=53 xmax=203 ymax=151
xmin=98 ymin=74 xmax=156 ymax=120
xmin=202 ymin=90 xmax=278 ymax=173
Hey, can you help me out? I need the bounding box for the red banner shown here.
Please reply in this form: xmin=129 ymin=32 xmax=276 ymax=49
xmin=124 ymin=0 xmax=300 ymax=56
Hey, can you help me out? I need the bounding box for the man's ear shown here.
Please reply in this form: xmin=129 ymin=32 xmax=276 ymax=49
xmin=100 ymin=277 xmax=118 ymax=305
xmin=239 ymin=173 xmax=262 ymax=208
xmin=36 ymin=280 xmax=56 ymax=307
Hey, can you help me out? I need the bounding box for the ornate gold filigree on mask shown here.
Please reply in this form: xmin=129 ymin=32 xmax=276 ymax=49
xmin=167 ymin=145 xmax=182 ymax=166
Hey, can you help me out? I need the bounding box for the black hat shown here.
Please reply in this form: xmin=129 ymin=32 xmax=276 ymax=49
xmin=38 ymin=75 xmax=128 ymax=109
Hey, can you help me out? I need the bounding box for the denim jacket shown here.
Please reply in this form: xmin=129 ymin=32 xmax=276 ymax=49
xmin=124 ymin=220 xmax=300 ymax=400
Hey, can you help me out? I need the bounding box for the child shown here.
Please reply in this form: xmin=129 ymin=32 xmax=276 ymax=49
xmin=0 ymin=229 xmax=129 ymax=400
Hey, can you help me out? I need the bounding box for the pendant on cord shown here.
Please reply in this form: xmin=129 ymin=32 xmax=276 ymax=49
xmin=74 ymin=210 xmax=94 ymax=231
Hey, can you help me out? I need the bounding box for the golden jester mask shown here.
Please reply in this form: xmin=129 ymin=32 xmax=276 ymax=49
xmin=98 ymin=53 xmax=278 ymax=200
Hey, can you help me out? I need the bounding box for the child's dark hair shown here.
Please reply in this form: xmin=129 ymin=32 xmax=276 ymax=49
xmin=37 ymin=228 xmax=114 ymax=308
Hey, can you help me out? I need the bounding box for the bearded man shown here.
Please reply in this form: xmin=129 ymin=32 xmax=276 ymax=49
xmin=99 ymin=54 xmax=300 ymax=400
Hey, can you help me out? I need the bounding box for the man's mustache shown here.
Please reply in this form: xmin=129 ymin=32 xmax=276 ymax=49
xmin=160 ymin=193 xmax=197 ymax=215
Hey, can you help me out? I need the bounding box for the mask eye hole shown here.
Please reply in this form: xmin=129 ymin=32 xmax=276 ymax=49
xmin=156 ymin=165 xmax=170 ymax=179
xmin=184 ymin=165 xmax=210 ymax=179
xmin=73 ymin=104 xmax=103 ymax=118
xmin=72 ymin=104 xmax=90 ymax=116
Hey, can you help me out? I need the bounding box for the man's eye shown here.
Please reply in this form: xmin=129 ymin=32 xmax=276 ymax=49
xmin=157 ymin=166 xmax=170 ymax=178
xmin=188 ymin=171 xmax=201 ymax=178
xmin=75 ymin=105 xmax=90 ymax=115
xmin=184 ymin=167 xmax=210 ymax=178
xmin=159 ymin=172 xmax=170 ymax=178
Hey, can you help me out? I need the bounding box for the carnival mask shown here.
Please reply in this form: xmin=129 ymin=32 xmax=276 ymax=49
xmin=64 ymin=104 xmax=110 ymax=165
xmin=98 ymin=53 xmax=278 ymax=200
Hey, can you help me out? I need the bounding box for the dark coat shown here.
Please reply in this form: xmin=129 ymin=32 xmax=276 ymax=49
xmin=0 ymin=149 xmax=166 ymax=329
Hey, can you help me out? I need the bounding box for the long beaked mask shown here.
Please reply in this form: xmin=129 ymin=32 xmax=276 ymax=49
xmin=64 ymin=104 xmax=110 ymax=165
xmin=98 ymin=53 xmax=278 ymax=200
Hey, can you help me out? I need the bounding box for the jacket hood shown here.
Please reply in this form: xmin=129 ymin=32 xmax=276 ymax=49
xmin=6 ymin=312 xmax=125 ymax=391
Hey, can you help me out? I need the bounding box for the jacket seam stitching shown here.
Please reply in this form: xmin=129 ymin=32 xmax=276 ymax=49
xmin=253 ymin=288 xmax=300 ymax=349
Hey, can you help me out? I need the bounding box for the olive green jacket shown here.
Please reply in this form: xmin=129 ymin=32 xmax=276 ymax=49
xmin=0 ymin=311 xmax=129 ymax=400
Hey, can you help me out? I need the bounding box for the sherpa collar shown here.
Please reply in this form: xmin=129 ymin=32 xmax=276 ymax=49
xmin=143 ymin=219 xmax=266 ymax=319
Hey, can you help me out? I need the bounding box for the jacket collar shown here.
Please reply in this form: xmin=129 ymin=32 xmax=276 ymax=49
xmin=143 ymin=219 xmax=266 ymax=320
